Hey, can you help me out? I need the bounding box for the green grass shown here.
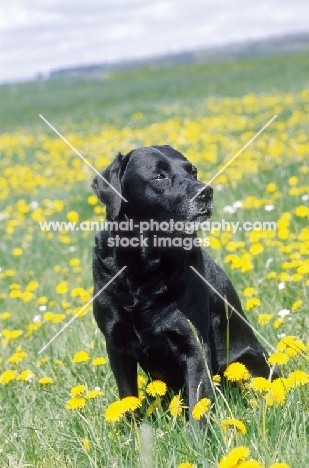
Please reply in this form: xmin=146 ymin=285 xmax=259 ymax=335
xmin=0 ymin=52 xmax=309 ymax=467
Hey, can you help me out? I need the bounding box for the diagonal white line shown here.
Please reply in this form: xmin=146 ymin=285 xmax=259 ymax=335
xmin=38 ymin=266 xmax=127 ymax=354
xmin=190 ymin=115 xmax=277 ymax=202
xmin=39 ymin=114 xmax=128 ymax=203
xmin=189 ymin=266 xmax=277 ymax=352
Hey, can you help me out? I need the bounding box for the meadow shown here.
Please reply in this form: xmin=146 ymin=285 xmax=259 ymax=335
xmin=0 ymin=52 xmax=308 ymax=467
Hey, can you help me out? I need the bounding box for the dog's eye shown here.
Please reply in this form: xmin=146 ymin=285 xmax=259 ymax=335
xmin=154 ymin=174 xmax=166 ymax=180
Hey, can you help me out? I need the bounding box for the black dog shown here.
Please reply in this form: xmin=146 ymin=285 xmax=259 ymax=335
xmin=92 ymin=145 xmax=275 ymax=416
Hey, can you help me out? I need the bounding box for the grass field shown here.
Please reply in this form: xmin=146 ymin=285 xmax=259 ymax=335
xmin=0 ymin=52 xmax=309 ymax=468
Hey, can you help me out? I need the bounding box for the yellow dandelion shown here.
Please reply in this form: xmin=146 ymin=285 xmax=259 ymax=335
xmin=268 ymin=352 xmax=289 ymax=366
xmin=69 ymin=258 xmax=80 ymax=266
xmin=70 ymin=384 xmax=86 ymax=396
xmin=26 ymin=281 xmax=39 ymax=291
xmin=105 ymin=400 xmax=125 ymax=423
xmin=219 ymin=445 xmax=251 ymax=468
xmin=0 ymin=312 xmax=11 ymax=320
xmin=66 ymin=397 xmax=86 ymax=409
xmin=287 ymin=370 xmax=309 ymax=387
xmin=291 ymin=300 xmax=302 ymax=312
xmin=294 ymin=205 xmax=308 ymax=217
xmin=138 ymin=374 xmax=147 ymax=388
xmin=12 ymin=248 xmax=23 ymax=256
xmin=92 ymin=357 xmax=107 ymax=366
xmin=264 ymin=384 xmax=285 ymax=406
xmin=73 ymin=350 xmax=90 ymax=363
xmin=7 ymin=351 xmax=28 ymax=364
xmin=83 ymin=437 xmax=90 ymax=451
xmin=16 ymin=370 xmax=34 ymax=381
xmin=249 ymin=377 xmax=271 ymax=393
xmin=146 ymin=400 xmax=158 ymax=416
xmin=9 ymin=290 xmax=22 ymax=298
xmin=146 ymin=380 xmax=167 ymax=397
xmin=39 ymin=377 xmax=53 ymax=385
xmin=258 ymin=314 xmax=273 ymax=325
xmin=221 ymin=418 xmax=247 ymax=435
xmin=237 ymin=461 xmax=264 ymax=467
xmin=56 ymin=281 xmax=68 ymax=294
xmin=120 ymin=396 xmax=142 ymax=412
xmin=271 ymin=378 xmax=292 ymax=392
xmin=250 ymin=243 xmax=263 ymax=255
xmin=212 ymin=374 xmax=221 ymax=383
xmin=191 ymin=398 xmax=211 ymax=420
xmin=0 ymin=369 xmax=17 ymax=384
xmin=169 ymin=395 xmax=184 ymax=417
xmin=274 ymin=318 xmax=285 ymax=329
xmin=277 ymin=336 xmax=306 ymax=357
xmin=86 ymin=389 xmax=104 ymax=399
xmin=87 ymin=195 xmax=98 ymax=205
xmin=224 ymin=362 xmax=250 ymax=382
xmin=67 ymin=210 xmax=79 ymax=222
xmin=245 ymin=298 xmax=261 ymax=311
xmin=269 ymin=463 xmax=290 ymax=468
xmin=177 ymin=463 xmax=195 ymax=468
xmin=243 ymin=287 xmax=257 ymax=297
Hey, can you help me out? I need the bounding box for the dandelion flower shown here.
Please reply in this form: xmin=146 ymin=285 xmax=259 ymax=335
xmin=224 ymin=362 xmax=250 ymax=382
xmin=249 ymin=377 xmax=271 ymax=393
xmin=83 ymin=437 xmax=90 ymax=451
xmin=258 ymin=314 xmax=273 ymax=325
xmin=105 ymin=401 xmax=125 ymax=423
xmin=70 ymin=384 xmax=86 ymax=396
xmin=287 ymin=370 xmax=309 ymax=387
xmin=146 ymin=380 xmax=167 ymax=397
xmin=12 ymin=248 xmax=23 ymax=256
xmin=243 ymin=287 xmax=257 ymax=297
xmin=138 ymin=374 xmax=147 ymax=388
xmin=39 ymin=377 xmax=53 ymax=385
xmin=7 ymin=351 xmax=28 ymax=363
xmin=146 ymin=400 xmax=158 ymax=417
xmin=291 ymin=300 xmax=302 ymax=312
xmin=92 ymin=357 xmax=107 ymax=366
xmin=177 ymin=463 xmax=195 ymax=468
xmin=169 ymin=395 xmax=184 ymax=417
xmin=237 ymin=461 xmax=264 ymax=467
xmin=277 ymin=336 xmax=306 ymax=357
xmin=219 ymin=445 xmax=250 ymax=468
xmin=245 ymin=298 xmax=261 ymax=311
xmin=16 ymin=370 xmax=34 ymax=381
xmin=86 ymin=389 xmax=104 ymax=399
xmin=56 ymin=281 xmax=68 ymax=294
xmin=120 ymin=396 xmax=142 ymax=411
xmin=191 ymin=398 xmax=211 ymax=420
xmin=269 ymin=463 xmax=290 ymax=468
xmin=0 ymin=369 xmax=17 ymax=384
xmin=66 ymin=397 xmax=86 ymax=409
xmin=268 ymin=352 xmax=289 ymax=366
xmin=264 ymin=384 xmax=285 ymax=406
xmin=221 ymin=418 xmax=247 ymax=435
xmin=73 ymin=350 xmax=90 ymax=363
xmin=212 ymin=374 xmax=221 ymax=383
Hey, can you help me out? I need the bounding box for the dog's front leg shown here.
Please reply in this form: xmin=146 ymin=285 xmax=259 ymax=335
xmin=106 ymin=343 xmax=138 ymax=398
xmin=184 ymin=343 xmax=213 ymax=422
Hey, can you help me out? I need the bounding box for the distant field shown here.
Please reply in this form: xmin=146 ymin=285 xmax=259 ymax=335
xmin=0 ymin=53 xmax=308 ymax=467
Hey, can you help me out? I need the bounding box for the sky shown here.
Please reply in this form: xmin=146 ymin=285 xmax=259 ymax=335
xmin=1 ymin=0 xmax=309 ymax=83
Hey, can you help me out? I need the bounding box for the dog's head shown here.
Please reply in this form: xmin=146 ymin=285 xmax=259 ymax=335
xmin=91 ymin=145 xmax=213 ymax=222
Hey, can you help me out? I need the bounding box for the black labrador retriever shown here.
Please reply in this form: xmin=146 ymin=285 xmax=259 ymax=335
xmin=92 ymin=145 xmax=276 ymax=416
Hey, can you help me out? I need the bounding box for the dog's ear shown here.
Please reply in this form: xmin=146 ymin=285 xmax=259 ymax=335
xmin=91 ymin=152 xmax=126 ymax=220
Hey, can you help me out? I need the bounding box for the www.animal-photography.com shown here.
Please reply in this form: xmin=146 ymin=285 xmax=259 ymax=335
xmin=1 ymin=1 xmax=309 ymax=467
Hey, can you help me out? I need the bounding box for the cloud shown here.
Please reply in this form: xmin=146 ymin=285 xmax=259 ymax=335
xmin=2 ymin=0 xmax=309 ymax=82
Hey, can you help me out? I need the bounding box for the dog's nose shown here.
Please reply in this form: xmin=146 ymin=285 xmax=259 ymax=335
xmin=197 ymin=185 xmax=213 ymax=200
